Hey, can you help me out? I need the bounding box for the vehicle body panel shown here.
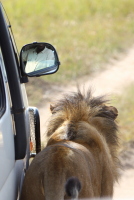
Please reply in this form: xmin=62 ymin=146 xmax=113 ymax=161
xmin=0 ymin=56 xmax=26 ymax=200
xmin=0 ymin=2 xmax=60 ymax=199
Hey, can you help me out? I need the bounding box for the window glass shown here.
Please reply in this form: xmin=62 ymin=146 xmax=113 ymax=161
xmin=0 ymin=48 xmax=7 ymax=81
xmin=0 ymin=49 xmax=6 ymax=118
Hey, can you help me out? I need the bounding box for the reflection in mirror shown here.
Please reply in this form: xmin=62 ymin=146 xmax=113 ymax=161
xmin=21 ymin=43 xmax=59 ymax=75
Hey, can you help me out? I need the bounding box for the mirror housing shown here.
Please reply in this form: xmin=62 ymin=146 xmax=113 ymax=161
xmin=20 ymin=42 xmax=60 ymax=77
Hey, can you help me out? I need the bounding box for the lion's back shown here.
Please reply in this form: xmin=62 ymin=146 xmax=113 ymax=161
xmin=20 ymin=141 xmax=102 ymax=199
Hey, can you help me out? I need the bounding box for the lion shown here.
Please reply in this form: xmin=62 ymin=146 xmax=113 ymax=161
xmin=20 ymin=89 xmax=119 ymax=200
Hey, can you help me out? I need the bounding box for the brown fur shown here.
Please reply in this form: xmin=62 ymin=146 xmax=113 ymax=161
xmin=20 ymin=89 xmax=119 ymax=200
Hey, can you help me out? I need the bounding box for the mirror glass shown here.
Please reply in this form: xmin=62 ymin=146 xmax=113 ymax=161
xmin=20 ymin=43 xmax=60 ymax=76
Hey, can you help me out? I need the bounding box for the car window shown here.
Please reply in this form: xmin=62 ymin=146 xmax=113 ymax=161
xmin=0 ymin=51 xmax=6 ymax=118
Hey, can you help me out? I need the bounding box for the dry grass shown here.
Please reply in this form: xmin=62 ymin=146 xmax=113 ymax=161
xmin=112 ymin=84 xmax=134 ymax=143
xmin=2 ymin=0 xmax=134 ymax=83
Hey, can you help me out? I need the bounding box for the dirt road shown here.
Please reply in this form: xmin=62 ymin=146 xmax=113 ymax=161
xmin=38 ymin=47 xmax=134 ymax=199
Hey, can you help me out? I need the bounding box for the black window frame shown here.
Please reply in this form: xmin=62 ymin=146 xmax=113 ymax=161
xmin=0 ymin=3 xmax=27 ymax=159
xmin=0 ymin=63 xmax=6 ymax=118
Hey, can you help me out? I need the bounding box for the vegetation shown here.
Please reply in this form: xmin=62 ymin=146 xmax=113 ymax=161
xmin=113 ymin=85 xmax=134 ymax=143
xmin=1 ymin=0 xmax=134 ymax=143
xmin=1 ymin=0 xmax=134 ymax=83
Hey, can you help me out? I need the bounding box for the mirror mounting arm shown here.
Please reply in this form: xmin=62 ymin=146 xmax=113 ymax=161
xmin=20 ymin=75 xmax=29 ymax=83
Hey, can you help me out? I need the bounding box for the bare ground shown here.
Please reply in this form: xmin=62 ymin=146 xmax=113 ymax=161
xmin=38 ymin=47 xmax=134 ymax=199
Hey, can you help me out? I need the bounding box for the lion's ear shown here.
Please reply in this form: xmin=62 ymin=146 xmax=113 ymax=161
xmin=50 ymin=104 xmax=55 ymax=112
xmin=106 ymin=106 xmax=118 ymax=120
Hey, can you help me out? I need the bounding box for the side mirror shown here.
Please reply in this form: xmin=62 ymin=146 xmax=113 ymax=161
xmin=20 ymin=42 xmax=60 ymax=77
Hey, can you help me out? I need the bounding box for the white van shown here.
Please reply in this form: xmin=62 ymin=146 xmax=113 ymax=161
xmin=0 ymin=3 xmax=60 ymax=200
